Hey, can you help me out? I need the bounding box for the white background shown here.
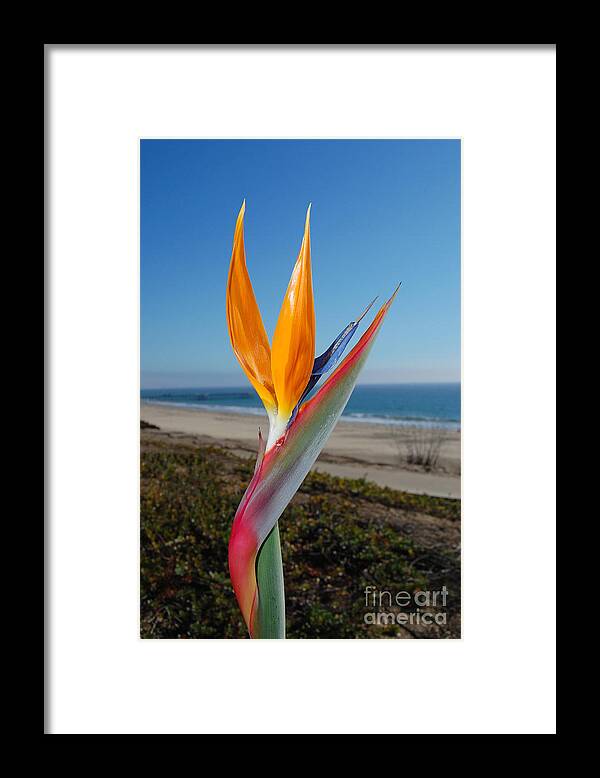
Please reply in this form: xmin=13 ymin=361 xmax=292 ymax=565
xmin=47 ymin=45 xmax=556 ymax=734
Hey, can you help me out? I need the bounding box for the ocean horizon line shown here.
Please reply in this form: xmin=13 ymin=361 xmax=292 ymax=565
xmin=141 ymin=383 xmax=461 ymax=431
xmin=140 ymin=380 xmax=461 ymax=391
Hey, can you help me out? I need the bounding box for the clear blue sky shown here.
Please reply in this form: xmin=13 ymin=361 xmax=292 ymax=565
xmin=141 ymin=140 xmax=460 ymax=388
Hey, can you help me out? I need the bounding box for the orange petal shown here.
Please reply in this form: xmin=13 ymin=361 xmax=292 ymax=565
xmin=271 ymin=205 xmax=316 ymax=421
xmin=226 ymin=202 xmax=277 ymax=413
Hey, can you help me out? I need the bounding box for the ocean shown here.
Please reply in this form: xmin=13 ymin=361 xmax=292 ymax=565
xmin=141 ymin=383 xmax=461 ymax=430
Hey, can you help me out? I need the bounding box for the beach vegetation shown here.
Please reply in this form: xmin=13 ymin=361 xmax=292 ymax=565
xmin=141 ymin=438 xmax=460 ymax=639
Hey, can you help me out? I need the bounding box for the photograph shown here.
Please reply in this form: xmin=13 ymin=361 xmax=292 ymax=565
xmin=140 ymin=139 xmax=461 ymax=639
xmin=47 ymin=43 xmax=555 ymax=735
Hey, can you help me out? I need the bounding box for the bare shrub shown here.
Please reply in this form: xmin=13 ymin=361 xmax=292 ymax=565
xmin=389 ymin=425 xmax=446 ymax=471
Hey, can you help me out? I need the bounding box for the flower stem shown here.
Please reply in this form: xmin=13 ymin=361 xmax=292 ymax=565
xmin=255 ymin=521 xmax=286 ymax=638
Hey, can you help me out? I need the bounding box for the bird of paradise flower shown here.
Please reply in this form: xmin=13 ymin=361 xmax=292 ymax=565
xmin=226 ymin=201 xmax=399 ymax=638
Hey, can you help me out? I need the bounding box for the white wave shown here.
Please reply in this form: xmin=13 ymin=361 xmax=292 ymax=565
xmin=141 ymin=399 xmax=460 ymax=430
xmin=141 ymin=399 xmax=267 ymax=417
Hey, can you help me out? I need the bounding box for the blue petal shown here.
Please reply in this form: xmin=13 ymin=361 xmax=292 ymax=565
xmin=287 ymin=297 xmax=377 ymax=427
xmin=312 ymin=323 xmax=358 ymax=375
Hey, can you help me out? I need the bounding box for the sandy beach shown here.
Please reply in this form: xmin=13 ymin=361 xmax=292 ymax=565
xmin=140 ymin=402 xmax=461 ymax=499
